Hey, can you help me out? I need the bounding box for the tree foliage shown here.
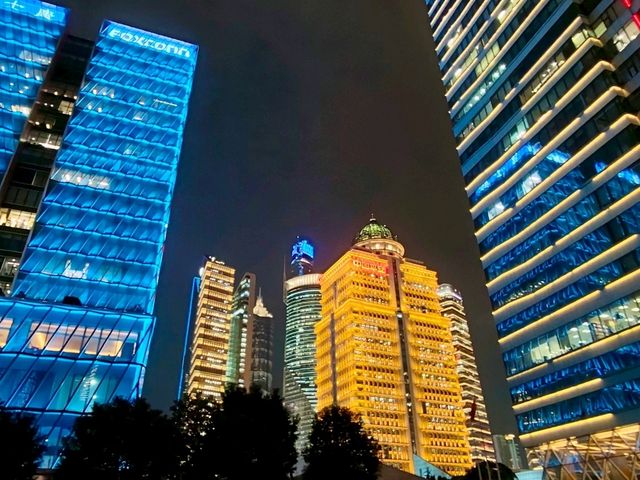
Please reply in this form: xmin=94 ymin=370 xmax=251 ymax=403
xmin=171 ymin=393 xmax=218 ymax=480
xmin=205 ymin=385 xmax=298 ymax=480
xmin=0 ymin=405 xmax=45 ymax=480
xmin=56 ymin=397 xmax=182 ymax=480
xmin=303 ymin=405 xmax=380 ymax=480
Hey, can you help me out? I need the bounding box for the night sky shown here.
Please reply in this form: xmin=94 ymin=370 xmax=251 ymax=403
xmin=58 ymin=0 xmax=517 ymax=434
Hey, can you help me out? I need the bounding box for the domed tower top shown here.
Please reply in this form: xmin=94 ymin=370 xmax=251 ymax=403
xmin=352 ymin=215 xmax=405 ymax=257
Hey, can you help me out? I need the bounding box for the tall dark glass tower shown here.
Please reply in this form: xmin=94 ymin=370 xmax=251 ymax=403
xmin=227 ymin=272 xmax=274 ymax=391
xmin=425 ymin=0 xmax=640 ymax=477
xmin=0 ymin=0 xmax=197 ymax=467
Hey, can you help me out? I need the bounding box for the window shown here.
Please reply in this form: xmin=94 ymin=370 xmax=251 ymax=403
xmin=517 ymin=171 xmax=542 ymax=198
xmin=0 ymin=318 xmax=13 ymax=348
xmin=487 ymin=200 xmax=505 ymax=220
xmin=58 ymin=100 xmax=74 ymax=115
xmin=613 ymin=20 xmax=639 ymax=52
xmin=0 ymin=208 xmax=36 ymax=230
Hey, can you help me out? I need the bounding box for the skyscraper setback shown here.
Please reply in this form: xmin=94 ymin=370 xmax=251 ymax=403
xmin=437 ymin=284 xmax=494 ymax=463
xmin=425 ymin=0 xmax=640 ymax=477
xmin=283 ymin=237 xmax=322 ymax=454
xmin=316 ymin=217 xmax=472 ymax=476
xmin=0 ymin=0 xmax=197 ymax=467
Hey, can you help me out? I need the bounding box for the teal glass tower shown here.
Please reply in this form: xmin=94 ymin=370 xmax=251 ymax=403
xmin=425 ymin=0 xmax=640 ymax=477
xmin=283 ymin=237 xmax=322 ymax=455
xmin=0 ymin=0 xmax=197 ymax=467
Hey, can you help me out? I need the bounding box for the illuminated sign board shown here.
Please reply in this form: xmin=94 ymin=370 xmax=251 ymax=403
xmin=102 ymin=21 xmax=197 ymax=60
xmin=2 ymin=0 xmax=67 ymax=24
xmin=291 ymin=239 xmax=314 ymax=260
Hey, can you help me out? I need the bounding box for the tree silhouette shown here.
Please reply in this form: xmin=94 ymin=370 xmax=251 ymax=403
xmin=207 ymin=385 xmax=298 ymax=480
xmin=458 ymin=461 xmax=518 ymax=480
xmin=171 ymin=393 xmax=218 ymax=480
xmin=0 ymin=405 xmax=45 ymax=480
xmin=56 ymin=397 xmax=182 ymax=480
xmin=303 ymin=405 xmax=380 ymax=480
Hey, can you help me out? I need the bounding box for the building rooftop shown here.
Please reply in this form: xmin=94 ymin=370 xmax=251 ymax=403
xmin=353 ymin=215 xmax=398 ymax=244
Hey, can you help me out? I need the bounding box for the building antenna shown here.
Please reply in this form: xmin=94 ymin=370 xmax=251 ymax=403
xmin=282 ymin=255 xmax=287 ymax=303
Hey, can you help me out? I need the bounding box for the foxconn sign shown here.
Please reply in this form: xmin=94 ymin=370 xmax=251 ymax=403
xmin=104 ymin=22 xmax=195 ymax=59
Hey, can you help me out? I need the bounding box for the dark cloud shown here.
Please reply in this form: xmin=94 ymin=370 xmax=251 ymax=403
xmin=59 ymin=0 xmax=516 ymax=434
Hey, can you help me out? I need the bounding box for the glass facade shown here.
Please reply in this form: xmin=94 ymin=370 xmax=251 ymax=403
xmin=0 ymin=2 xmax=197 ymax=468
xmin=425 ymin=0 xmax=640 ymax=477
xmin=283 ymin=237 xmax=322 ymax=455
xmin=226 ymin=272 xmax=274 ymax=391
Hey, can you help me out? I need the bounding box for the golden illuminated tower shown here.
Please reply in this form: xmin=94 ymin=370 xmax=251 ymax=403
xmin=187 ymin=256 xmax=235 ymax=400
xmin=316 ymin=217 xmax=472 ymax=476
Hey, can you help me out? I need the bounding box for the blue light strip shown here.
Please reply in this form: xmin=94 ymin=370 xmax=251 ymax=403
xmin=177 ymin=275 xmax=200 ymax=399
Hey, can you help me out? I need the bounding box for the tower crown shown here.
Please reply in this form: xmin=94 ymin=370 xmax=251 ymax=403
xmin=353 ymin=215 xmax=405 ymax=257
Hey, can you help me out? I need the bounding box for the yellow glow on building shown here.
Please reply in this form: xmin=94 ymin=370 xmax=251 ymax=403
xmin=315 ymin=217 xmax=472 ymax=476
xmin=187 ymin=257 xmax=235 ymax=401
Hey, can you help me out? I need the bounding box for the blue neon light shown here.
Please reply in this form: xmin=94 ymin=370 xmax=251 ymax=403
xmin=101 ymin=21 xmax=196 ymax=59
xmin=13 ymin=20 xmax=198 ymax=314
xmin=0 ymin=0 xmax=67 ymax=178
xmin=291 ymin=239 xmax=314 ymax=260
xmin=1 ymin=0 xmax=67 ymax=25
xmin=0 ymin=10 xmax=197 ymax=468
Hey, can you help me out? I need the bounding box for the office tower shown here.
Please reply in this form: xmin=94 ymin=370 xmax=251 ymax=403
xmin=493 ymin=434 xmax=529 ymax=472
xmin=187 ymin=257 xmax=235 ymax=400
xmin=438 ymin=284 xmax=495 ymax=463
xmin=316 ymin=217 xmax=472 ymax=476
xmin=0 ymin=1 xmax=197 ymax=467
xmin=250 ymin=292 xmax=274 ymax=391
xmin=283 ymin=237 xmax=322 ymax=453
xmin=425 ymin=0 xmax=640 ymax=477
xmin=226 ymin=272 xmax=274 ymax=391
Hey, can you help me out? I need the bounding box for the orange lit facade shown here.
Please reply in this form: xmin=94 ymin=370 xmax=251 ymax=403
xmin=187 ymin=257 xmax=235 ymax=400
xmin=316 ymin=218 xmax=472 ymax=476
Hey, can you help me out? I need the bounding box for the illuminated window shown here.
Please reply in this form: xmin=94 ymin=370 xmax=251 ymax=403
xmin=613 ymin=20 xmax=639 ymax=52
xmin=487 ymin=200 xmax=505 ymax=220
xmin=28 ymin=323 xmax=135 ymax=358
xmin=0 ymin=208 xmax=36 ymax=230
xmin=52 ymin=168 xmax=111 ymax=189
xmin=0 ymin=318 xmax=12 ymax=348
xmin=58 ymin=100 xmax=73 ymax=114
xmin=517 ymin=171 xmax=542 ymax=198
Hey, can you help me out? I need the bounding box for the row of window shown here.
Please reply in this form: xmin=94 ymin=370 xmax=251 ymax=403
xmin=465 ymin=49 xmax=608 ymax=187
xmin=485 ymin=159 xmax=640 ymax=281
xmin=498 ymin=246 xmax=640 ymax=337
xmin=480 ymin=122 xmax=638 ymax=255
xmin=492 ymin=205 xmax=640 ymax=309
xmin=449 ymin=0 xmax=569 ymax=114
xmin=517 ymin=379 xmax=640 ymax=433
xmin=510 ymin=339 xmax=640 ymax=404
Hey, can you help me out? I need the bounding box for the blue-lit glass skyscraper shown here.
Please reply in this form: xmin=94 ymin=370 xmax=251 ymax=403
xmin=425 ymin=0 xmax=640 ymax=478
xmin=0 ymin=0 xmax=197 ymax=467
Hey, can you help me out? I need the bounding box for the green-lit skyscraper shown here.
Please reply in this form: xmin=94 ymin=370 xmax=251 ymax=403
xmin=283 ymin=238 xmax=321 ymax=454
